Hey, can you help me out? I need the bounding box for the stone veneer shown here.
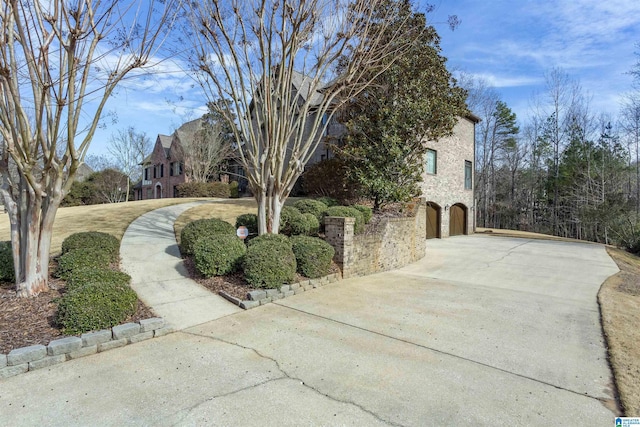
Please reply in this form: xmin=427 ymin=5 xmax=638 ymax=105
xmin=324 ymin=204 xmax=427 ymax=279
xmin=0 ymin=318 xmax=172 ymax=380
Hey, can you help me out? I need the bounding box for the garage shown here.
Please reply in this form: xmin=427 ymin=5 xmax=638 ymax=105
xmin=449 ymin=203 xmax=467 ymax=236
xmin=426 ymin=202 xmax=441 ymax=239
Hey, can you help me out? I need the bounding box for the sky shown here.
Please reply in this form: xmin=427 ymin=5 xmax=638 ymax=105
xmin=85 ymin=0 xmax=640 ymax=158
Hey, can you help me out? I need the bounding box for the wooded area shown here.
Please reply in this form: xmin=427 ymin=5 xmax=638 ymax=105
xmin=465 ymin=62 xmax=640 ymax=250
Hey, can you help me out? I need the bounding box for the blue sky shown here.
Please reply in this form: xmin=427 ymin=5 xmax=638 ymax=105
xmin=86 ymin=0 xmax=640 ymax=157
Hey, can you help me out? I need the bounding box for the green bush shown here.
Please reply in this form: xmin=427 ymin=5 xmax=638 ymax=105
xmin=0 ymin=241 xmax=14 ymax=283
xmin=317 ymin=196 xmax=340 ymax=208
xmin=175 ymin=182 xmax=231 ymax=198
xmin=193 ymin=234 xmax=246 ymax=277
xmin=243 ymin=238 xmax=296 ymax=288
xmin=301 ymin=158 xmax=357 ymax=202
xmin=65 ymin=267 xmax=131 ymax=292
xmin=290 ymin=236 xmax=335 ymax=278
xmin=352 ymin=204 xmax=373 ymax=224
xmin=55 ymin=248 xmax=112 ymax=280
xmin=293 ymin=199 xmax=328 ymax=222
xmin=247 ymin=233 xmax=291 ymax=248
xmin=323 ymin=206 xmax=365 ymax=234
xmin=236 ymin=213 xmax=258 ymax=238
xmin=56 ymin=282 xmax=138 ymax=335
xmin=61 ymin=231 xmax=120 ymax=263
xmin=302 ymin=213 xmax=320 ymax=235
xmin=180 ymin=218 xmax=235 ymax=256
xmin=229 ymin=181 xmax=240 ymax=198
xmin=280 ymin=206 xmax=304 ymax=236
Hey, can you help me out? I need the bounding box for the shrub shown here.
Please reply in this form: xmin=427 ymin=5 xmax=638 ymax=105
xmin=236 ymin=213 xmax=258 ymax=238
xmin=65 ymin=267 xmax=131 ymax=292
xmin=290 ymin=236 xmax=335 ymax=278
xmin=352 ymin=204 xmax=373 ymax=224
xmin=317 ymin=196 xmax=339 ymax=208
xmin=293 ymin=199 xmax=328 ymax=222
xmin=280 ymin=206 xmax=304 ymax=236
xmin=229 ymin=181 xmax=240 ymax=198
xmin=243 ymin=238 xmax=296 ymax=288
xmin=55 ymin=248 xmax=112 ymax=280
xmin=247 ymin=233 xmax=291 ymax=248
xmin=180 ymin=218 xmax=235 ymax=256
xmin=61 ymin=231 xmax=120 ymax=263
xmin=193 ymin=234 xmax=246 ymax=277
xmin=56 ymin=282 xmax=138 ymax=335
xmin=285 ymin=213 xmax=311 ymax=236
xmin=175 ymin=182 xmax=231 ymax=198
xmin=302 ymin=213 xmax=320 ymax=235
xmin=302 ymin=158 xmax=357 ymax=202
xmin=323 ymin=206 xmax=365 ymax=234
xmin=0 ymin=241 xmax=14 ymax=283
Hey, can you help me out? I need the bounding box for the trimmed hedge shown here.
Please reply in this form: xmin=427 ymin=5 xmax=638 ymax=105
xmin=61 ymin=232 xmax=120 ymax=263
xmin=193 ymin=234 xmax=246 ymax=277
xmin=243 ymin=236 xmax=296 ymax=288
xmin=229 ymin=181 xmax=240 ymax=198
xmin=352 ymin=205 xmax=373 ymax=224
xmin=180 ymin=218 xmax=235 ymax=256
xmin=247 ymin=233 xmax=291 ymax=248
xmin=323 ymin=206 xmax=365 ymax=234
xmin=290 ymin=236 xmax=334 ymax=278
xmin=302 ymin=213 xmax=320 ymax=235
xmin=56 ymin=282 xmax=138 ymax=335
xmin=0 ymin=241 xmax=14 ymax=283
xmin=317 ymin=196 xmax=339 ymax=208
xmin=293 ymin=199 xmax=328 ymax=222
xmin=236 ymin=213 xmax=258 ymax=238
xmin=55 ymin=248 xmax=112 ymax=280
xmin=65 ymin=267 xmax=131 ymax=292
xmin=175 ymin=181 xmax=231 ymax=198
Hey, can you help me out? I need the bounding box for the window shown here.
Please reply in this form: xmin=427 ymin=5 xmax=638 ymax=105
xmin=169 ymin=162 xmax=174 ymax=176
xmin=179 ymin=163 xmax=183 ymax=175
xmin=465 ymin=160 xmax=472 ymax=190
xmin=146 ymin=188 xmax=152 ymax=199
xmin=153 ymin=166 xmax=157 ymax=179
xmin=160 ymin=164 xmax=164 ymax=178
xmin=144 ymin=167 xmax=149 ymax=181
xmin=426 ymin=149 xmax=437 ymax=174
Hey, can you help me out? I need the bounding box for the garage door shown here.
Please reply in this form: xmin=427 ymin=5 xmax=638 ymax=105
xmin=449 ymin=204 xmax=466 ymax=236
xmin=426 ymin=202 xmax=440 ymax=239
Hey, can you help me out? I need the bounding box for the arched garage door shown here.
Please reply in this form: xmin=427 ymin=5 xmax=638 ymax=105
xmin=449 ymin=203 xmax=467 ymax=236
xmin=426 ymin=202 xmax=441 ymax=239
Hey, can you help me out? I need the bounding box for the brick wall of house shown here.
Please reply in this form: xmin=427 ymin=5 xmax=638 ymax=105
xmin=420 ymin=117 xmax=476 ymax=237
xmin=139 ymin=137 xmax=187 ymax=200
xmin=325 ymin=204 xmax=426 ymax=279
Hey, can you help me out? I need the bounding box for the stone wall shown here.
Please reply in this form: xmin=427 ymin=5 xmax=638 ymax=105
xmin=325 ymin=204 xmax=426 ymax=279
xmin=0 ymin=318 xmax=172 ymax=380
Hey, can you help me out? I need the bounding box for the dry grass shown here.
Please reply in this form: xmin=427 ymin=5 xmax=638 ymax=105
xmin=173 ymin=198 xmax=258 ymax=245
xmin=600 ymin=247 xmax=640 ymax=416
xmin=0 ymin=198 xmax=207 ymax=256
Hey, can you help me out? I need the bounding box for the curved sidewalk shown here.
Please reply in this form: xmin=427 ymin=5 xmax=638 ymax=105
xmin=120 ymin=201 xmax=242 ymax=329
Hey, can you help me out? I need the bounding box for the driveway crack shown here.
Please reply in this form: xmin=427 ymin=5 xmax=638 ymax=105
xmin=180 ymin=330 xmax=405 ymax=427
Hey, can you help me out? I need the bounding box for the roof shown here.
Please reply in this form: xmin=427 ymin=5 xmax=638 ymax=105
xmin=465 ymin=113 xmax=482 ymax=124
xmin=290 ymin=71 xmax=325 ymax=106
xmin=140 ymin=134 xmax=173 ymax=164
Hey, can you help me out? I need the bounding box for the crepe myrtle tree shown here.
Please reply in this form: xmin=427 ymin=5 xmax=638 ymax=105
xmin=183 ymin=0 xmax=429 ymax=234
xmin=0 ymin=0 xmax=179 ymax=297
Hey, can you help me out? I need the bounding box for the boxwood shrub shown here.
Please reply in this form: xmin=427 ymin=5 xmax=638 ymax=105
xmin=175 ymin=181 xmax=231 ymax=198
xmin=317 ymin=196 xmax=339 ymax=208
xmin=247 ymin=233 xmax=291 ymax=248
xmin=235 ymin=213 xmax=258 ymax=238
xmin=55 ymin=248 xmax=112 ymax=280
xmin=243 ymin=237 xmax=296 ymax=288
xmin=0 ymin=241 xmax=14 ymax=283
xmin=293 ymin=199 xmax=328 ymax=222
xmin=180 ymin=218 xmax=235 ymax=256
xmin=56 ymin=282 xmax=138 ymax=335
xmin=290 ymin=236 xmax=335 ymax=278
xmin=352 ymin=205 xmax=373 ymax=224
xmin=323 ymin=206 xmax=365 ymax=234
xmin=61 ymin=231 xmax=120 ymax=263
xmin=302 ymin=213 xmax=320 ymax=235
xmin=193 ymin=234 xmax=246 ymax=277
xmin=65 ymin=267 xmax=131 ymax=291
xmin=229 ymin=181 xmax=240 ymax=198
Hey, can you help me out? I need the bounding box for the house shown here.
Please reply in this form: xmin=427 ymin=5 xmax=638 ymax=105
xmin=134 ymin=132 xmax=186 ymax=200
xmin=421 ymin=114 xmax=480 ymax=238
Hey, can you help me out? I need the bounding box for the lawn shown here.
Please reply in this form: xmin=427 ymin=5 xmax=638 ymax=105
xmin=0 ymin=198 xmax=208 ymax=256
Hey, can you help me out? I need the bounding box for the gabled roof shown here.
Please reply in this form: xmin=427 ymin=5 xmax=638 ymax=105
xmin=291 ymin=71 xmax=325 ymax=106
xmin=140 ymin=134 xmax=173 ymax=164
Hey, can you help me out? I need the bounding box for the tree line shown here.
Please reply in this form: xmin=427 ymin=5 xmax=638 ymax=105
xmin=464 ymin=62 xmax=640 ymax=250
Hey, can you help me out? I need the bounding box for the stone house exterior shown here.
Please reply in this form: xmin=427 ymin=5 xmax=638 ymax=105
xmin=134 ymin=134 xmax=186 ymax=200
xmin=420 ymin=114 xmax=480 ymax=238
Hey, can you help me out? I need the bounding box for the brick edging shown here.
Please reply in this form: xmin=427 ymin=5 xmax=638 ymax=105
xmin=219 ymin=273 xmax=341 ymax=309
xmin=0 ymin=317 xmax=173 ymax=380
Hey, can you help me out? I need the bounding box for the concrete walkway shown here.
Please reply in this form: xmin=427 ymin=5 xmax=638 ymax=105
xmin=119 ymin=201 xmax=241 ymax=329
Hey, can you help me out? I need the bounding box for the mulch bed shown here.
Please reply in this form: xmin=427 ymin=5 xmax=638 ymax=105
xmin=0 ymin=272 xmax=155 ymax=355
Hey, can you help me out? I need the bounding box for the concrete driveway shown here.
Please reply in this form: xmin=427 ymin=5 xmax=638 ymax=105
xmin=0 ymin=235 xmax=619 ymax=426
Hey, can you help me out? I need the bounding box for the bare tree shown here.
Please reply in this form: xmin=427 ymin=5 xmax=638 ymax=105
xmin=620 ymin=94 xmax=640 ymax=213
xmin=0 ymin=0 xmax=179 ymax=296
xmin=183 ymin=0 xmax=417 ymax=234
xmin=108 ymin=127 xmax=152 ymax=201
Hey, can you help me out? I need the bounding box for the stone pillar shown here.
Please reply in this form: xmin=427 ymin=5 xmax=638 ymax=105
xmin=414 ymin=203 xmax=427 ymax=260
xmin=324 ymin=216 xmax=355 ymax=278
